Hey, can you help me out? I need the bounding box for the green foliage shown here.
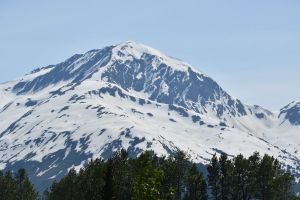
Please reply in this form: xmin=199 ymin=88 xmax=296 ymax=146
xmin=1 ymin=150 xmax=297 ymax=200
xmin=0 ymin=168 xmax=37 ymax=200
xmin=184 ymin=163 xmax=207 ymax=200
xmin=132 ymin=151 xmax=164 ymax=200
xmin=44 ymin=150 xmax=208 ymax=200
xmin=0 ymin=171 xmax=17 ymax=200
xmin=173 ymin=151 xmax=191 ymax=199
xmin=232 ymin=154 xmax=249 ymax=200
xmin=219 ymin=153 xmax=232 ymax=200
xmin=207 ymin=152 xmax=298 ymax=200
xmin=110 ymin=149 xmax=132 ymax=200
xmin=207 ymin=154 xmax=221 ymax=200
xmin=44 ymin=158 xmax=106 ymax=200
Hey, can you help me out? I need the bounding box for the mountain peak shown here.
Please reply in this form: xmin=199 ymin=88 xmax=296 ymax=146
xmin=114 ymin=40 xmax=165 ymax=56
xmin=279 ymin=101 xmax=300 ymax=125
xmin=10 ymin=41 xmax=245 ymax=118
xmin=2 ymin=41 xmax=300 ymax=193
xmin=112 ymin=41 xmax=203 ymax=74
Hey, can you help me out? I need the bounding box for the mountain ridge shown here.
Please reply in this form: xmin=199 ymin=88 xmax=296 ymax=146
xmin=0 ymin=41 xmax=300 ymax=191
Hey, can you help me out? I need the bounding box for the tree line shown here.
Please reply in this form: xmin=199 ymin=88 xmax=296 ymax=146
xmin=1 ymin=150 xmax=299 ymax=200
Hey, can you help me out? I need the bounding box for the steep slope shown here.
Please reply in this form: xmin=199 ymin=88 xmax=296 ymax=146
xmin=11 ymin=41 xmax=250 ymax=119
xmin=279 ymin=101 xmax=300 ymax=125
xmin=0 ymin=41 xmax=300 ymax=191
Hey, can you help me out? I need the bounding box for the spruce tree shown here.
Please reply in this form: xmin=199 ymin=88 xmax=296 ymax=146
xmin=103 ymin=158 xmax=113 ymax=200
xmin=0 ymin=171 xmax=17 ymax=200
xmin=208 ymin=154 xmax=221 ymax=200
xmin=185 ymin=163 xmax=208 ymax=200
xmin=273 ymin=171 xmax=294 ymax=200
xmin=159 ymin=156 xmax=176 ymax=199
xmin=45 ymin=169 xmax=79 ymax=200
xmin=15 ymin=168 xmax=37 ymax=200
xmin=82 ymin=158 xmax=106 ymax=200
xmin=132 ymin=151 xmax=164 ymax=200
xmin=219 ymin=153 xmax=232 ymax=200
xmin=257 ymin=155 xmax=276 ymax=200
xmin=247 ymin=152 xmax=260 ymax=199
xmin=43 ymin=150 xmax=300 ymax=200
xmin=111 ymin=149 xmax=132 ymax=200
xmin=173 ymin=150 xmax=190 ymax=200
xmin=232 ymin=154 xmax=249 ymax=200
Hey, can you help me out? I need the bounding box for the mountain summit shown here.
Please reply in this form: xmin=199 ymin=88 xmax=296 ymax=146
xmin=0 ymin=41 xmax=300 ymax=191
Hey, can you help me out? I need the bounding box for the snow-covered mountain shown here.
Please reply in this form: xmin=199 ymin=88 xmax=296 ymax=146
xmin=0 ymin=41 xmax=300 ymax=191
xmin=279 ymin=101 xmax=300 ymax=125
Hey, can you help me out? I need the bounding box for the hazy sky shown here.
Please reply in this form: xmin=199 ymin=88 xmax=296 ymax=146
xmin=0 ymin=0 xmax=299 ymax=110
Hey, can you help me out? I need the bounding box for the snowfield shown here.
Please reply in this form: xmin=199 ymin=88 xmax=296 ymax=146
xmin=1 ymin=41 xmax=300 ymax=191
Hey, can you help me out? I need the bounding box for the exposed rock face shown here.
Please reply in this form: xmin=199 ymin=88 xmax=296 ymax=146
xmin=0 ymin=41 xmax=300 ymax=192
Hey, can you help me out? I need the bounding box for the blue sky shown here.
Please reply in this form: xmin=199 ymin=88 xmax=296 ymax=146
xmin=0 ymin=0 xmax=299 ymax=110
